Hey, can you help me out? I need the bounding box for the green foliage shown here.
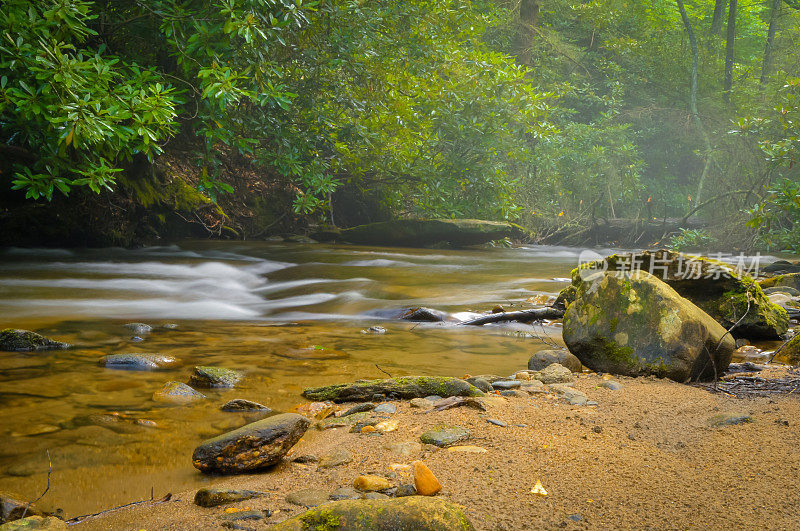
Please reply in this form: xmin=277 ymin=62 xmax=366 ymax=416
xmin=669 ymin=228 xmax=717 ymax=251
xmin=0 ymin=0 xmax=179 ymax=199
xmin=747 ymin=178 xmax=800 ymax=252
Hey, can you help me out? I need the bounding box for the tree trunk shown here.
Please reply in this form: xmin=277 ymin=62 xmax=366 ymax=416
xmin=724 ymin=0 xmax=738 ymax=102
xmin=677 ymin=0 xmax=713 ymax=205
xmin=711 ymin=0 xmax=726 ymax=34
xmin=515 ymin=0 xmax=540 ymax=64
xmin=760 ymin=0 xmax=781 ymax=83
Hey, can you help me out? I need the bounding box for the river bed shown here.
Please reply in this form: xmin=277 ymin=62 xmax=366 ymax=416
xmin=0 ymin=242 xmax=786 ymax=517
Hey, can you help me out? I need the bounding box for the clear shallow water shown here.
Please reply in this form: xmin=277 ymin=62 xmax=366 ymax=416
xmin=0 ymin=242 xmax=785 ymax=517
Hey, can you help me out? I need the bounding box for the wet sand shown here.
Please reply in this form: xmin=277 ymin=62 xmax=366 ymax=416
xmin=73 ymin=366 xmax=800 ymax=530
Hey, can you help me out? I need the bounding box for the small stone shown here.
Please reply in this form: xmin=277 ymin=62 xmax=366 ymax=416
xmin=363 ymin=492 xmax=390 ymax=500
xmin=152 ymin=381 xmax=206 ymax=404
xmin=221 ymin=509 xmax=266 ymax=521
xmin=194 ymin=488 xmax=263 ymax=507
xmin=320 ymin=412 xmax=375 ymax=431
xmin=318 ymin=448 xmax=353 ymax=468
xmin=520 ymin=380 xmax=545 ymax=394
xmin=221 ymin=399 xmax=272 ymax=413
xmin=567 ymin=514 xmax=583 ymax=522
xmin=709 ymin=413 xmax=753 ymax=427
xmin=447 ymin=445 xmax=487 ymax=453
xmin=412 ymin=461 xmax=442 ymax=496
xmin=486 ymin=418 xmax=507 ymax=427
xmin=409 ymin=398 xmax=433 ymax=409
xmin=395 ymin=484 xmax=417 ymax=497
xmin=374 ymin=403 xmax=397 ymax=414
xmin=360 ymin=425 xmax=377 ymax=433
xmin=492 ymin=380 xmax=521 ymax=390
xmin=123 ymin=322 xmax=152 ymax=335
xmin=353 ymin=475 xmax=392 ymax=492
xmin=532 ymin=363 xmax=574 ymax=384
xmin=189 ymin=366 xmax=243 ymax=388
xmin=465 ymin=377 xmax=493 ymax=393
xmin=420 ymin=426 xmax=469 ymax=447
xmin=362 ymin=326 xmax=387 ymax=334
xmin=329 ymin=487 xmax=362 ymax=501
xmin=528 ymin=350 xmax=581 ymax=372
xmin=424 ymin=395 xmax=442 ymax=402
xmin=386 ymin=441 xmax=423 ymax=457
xmin=592 ymin=426 xmax=603 ymax=433
xmin=597 ymin=380 xmax=622 ymax=391
xmin=514 ymin=372 xmax=532 ymax=381
xmin=499 ymin=390 xmax=525 ymax=397
xmin=340 ymin=403 xmax=376 ymax=417
xmin=286 ymin=489 xmax=330 ymax=508
xmin=295 ymin=401 xmax=337 ymax=420
xmin=375 ymin=419 xmax=399 ymax=433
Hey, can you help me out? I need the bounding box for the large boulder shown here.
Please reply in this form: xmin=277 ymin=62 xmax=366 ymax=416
xmin=0 ymin=330 xmax=69 ymax=352
xmin=318 ymin=219 xmax=526 ymax=248
xmin=192 ymin=413 xmax=310 ymax=474
xmin=576 ymin=250 xmax=788 ymax=339
xmin=269 ymin=497 xmax=475 ymax=530
xmin=302 ymin=376 xmax=483 ymax=403
xmin=563 ymin=270 xmax=735 ymax=381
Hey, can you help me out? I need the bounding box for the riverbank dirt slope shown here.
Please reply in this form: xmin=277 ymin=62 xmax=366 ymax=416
xmin=75 ymin=368 xmax=800 ymax=530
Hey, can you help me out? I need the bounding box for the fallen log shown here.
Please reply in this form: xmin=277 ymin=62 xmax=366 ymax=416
xmin=459 ymin=308 xmax=564 ymax=326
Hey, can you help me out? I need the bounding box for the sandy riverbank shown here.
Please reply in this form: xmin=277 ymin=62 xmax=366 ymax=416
xmin=73 ymin=367 xmax=800 ymax=530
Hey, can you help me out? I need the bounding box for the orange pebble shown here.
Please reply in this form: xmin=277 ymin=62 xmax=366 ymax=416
xmin=413 ymin=460 xmax=442 ymax=496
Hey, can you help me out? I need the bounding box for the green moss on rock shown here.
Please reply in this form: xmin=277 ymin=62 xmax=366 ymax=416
xmin=0 ymin=329 xmax=70 ymax=352
xmin=269 ymin=497 xmax=475 ymax=530
xmin=302 ymin=376 xmax=483 ymax=403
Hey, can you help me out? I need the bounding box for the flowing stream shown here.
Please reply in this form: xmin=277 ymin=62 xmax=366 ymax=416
xmin=0 ymin=242 xmax=784 ymax=517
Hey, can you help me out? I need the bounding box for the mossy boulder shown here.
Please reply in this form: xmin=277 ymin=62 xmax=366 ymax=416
xmin=332 ymin=219 xmax=527 ymax=248
xmin=563 ymin=270 xmax=735 ymax=382
xmin=575 ymin=250 xmax=788 ymax=339
xmin=192 ymin=413 xmax=310 ymax=474
xmin=759 ymin=272 xmax=800 ymax=292
xmin=269 ymin=496 xmax=475 ymax=530
xmin=779 ymin=334 xmax=800 ymax=364
xmin=0 ymin=329 xmax=70 ymax=352
xmin=302 ymin=376 xmax=483 ymax=403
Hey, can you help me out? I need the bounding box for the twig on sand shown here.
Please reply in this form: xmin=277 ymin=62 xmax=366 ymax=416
xmin=22 ymin=449 xmax=51 ymax=518
xmin=66 ymin=493 xmax=172 ymax=525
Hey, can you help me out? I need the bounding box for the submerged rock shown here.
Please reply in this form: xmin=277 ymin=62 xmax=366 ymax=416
xmin=152 ymin=381 xmax=206 ymax=404
xmin=576 ymin=250 xmax=788 ymax=339
xmin=0 ymin=329 xmax=70 ymax=352
xmin=1 ymin=493 xmax=40 ymax=524
xmin=189 ymin=366 xmax=243 ymax=388
xmin=563 ymin=270 xmax=735 ymax=382
xmin=123 ymin=323 xmax=152 ymax=335
xmin=221 ymin=399 xmax=272 ymax=413
xmin=192 ymin=413 xmax=310 ymax=474
xmin=0 ymin=516 xmax=66 ymax=530
xmin=528 ymin=350 xmax=582 ymax=372
xmin=98 ymin=353 xmax=179 ymax=371
xmin=303 ymin=376 xmax=483 ymax=402
xmin=269 ymin=497 xmax=475 ymax=530
xmin=194 ymin=488 xmax=263 ymax=507
xmin=419 ymin=426 xmax=469 ymax=447
xmin=400 ymin=307 xmax=450 ymax=322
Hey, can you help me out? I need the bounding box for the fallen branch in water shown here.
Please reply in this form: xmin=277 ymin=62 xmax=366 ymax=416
xmin=66 ymin=493 xmax=172 ymax=525
xmin=459 ymin=308 xmax=564 ymax=326
xmin=22 ymin=449 xmax=51 ymax=519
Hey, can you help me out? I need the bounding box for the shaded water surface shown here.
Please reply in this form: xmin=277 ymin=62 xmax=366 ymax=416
xmin=0 ymin=242 xmax=782 ymax=516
